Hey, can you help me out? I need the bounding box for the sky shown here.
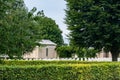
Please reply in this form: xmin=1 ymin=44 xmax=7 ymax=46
xmin=24 ymin=0 xmax=69 ymax=43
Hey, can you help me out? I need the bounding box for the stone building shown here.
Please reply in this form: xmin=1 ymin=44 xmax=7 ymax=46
xmin=23 ymin=40 xmax=57 ymax=59
xmin=96 ymin=48 xmax=112 ymax=58
xmin=96 ymin=51 xmax=112 ymax=58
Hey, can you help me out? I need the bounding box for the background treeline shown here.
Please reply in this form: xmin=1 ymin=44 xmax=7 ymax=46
xmin=57 ymin=46 xmax=97 ymax=59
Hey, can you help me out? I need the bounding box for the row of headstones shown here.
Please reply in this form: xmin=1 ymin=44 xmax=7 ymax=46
xmin=2 ymin=58 xmax=120 ymax=61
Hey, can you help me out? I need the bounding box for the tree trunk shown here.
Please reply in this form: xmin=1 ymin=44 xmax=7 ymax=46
xmin=110 ymin=47 xmax=119 ymax=61
xmin=111 ymin=53 xmax=118 ymax=61
xmin=111 ymin=48 xmax=119 ymax=61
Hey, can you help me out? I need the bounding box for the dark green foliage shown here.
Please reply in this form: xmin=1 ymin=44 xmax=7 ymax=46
xmin=0 ymin=61 xmax=120 ymax=80
xmin=65 ymin=0 xmax=120 ymax=61
xmin=56 ymin=46 xmax=74 ymax=58
xmin=56 ymin=46 xmax=97 ymax=58
xmin=75 ymin=47 xmax=98 ymax=59
xmin=34 ymin=12 xmax=64 ymax=46
xmin=0 ymin=0 xmax=40 ymax=58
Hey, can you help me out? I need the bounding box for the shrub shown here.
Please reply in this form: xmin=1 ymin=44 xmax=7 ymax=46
xmin=0 ymin=61 xmax=120 ymax=80
xmin=1 ymin=60 xmax=116 ymax=65
xmin=56 ymin=46 xmax=74 ymax=58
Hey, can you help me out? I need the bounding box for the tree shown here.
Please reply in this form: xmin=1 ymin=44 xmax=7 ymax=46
xmin=34 ymin=11 xmax=64 ymax=46
xmin=0 ymin=0 xmax=39 ymax=59
xmin=65 ymin=0 xmax=120 ymax=61
xmin=56 ymin=46 xmax=74 ymax=58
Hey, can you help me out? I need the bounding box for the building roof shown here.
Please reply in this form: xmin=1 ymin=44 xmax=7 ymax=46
xmin=39 ymin=40 xmax=57 ymax=46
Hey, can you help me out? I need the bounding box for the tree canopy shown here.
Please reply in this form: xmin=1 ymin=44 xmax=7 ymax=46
xmin=0 ymin=0 xmax=40 ymax=58
xmin=65 ymin=0 xmax=120 ymax=61
xmin=34 ymin=12 xmax=64 ymax=46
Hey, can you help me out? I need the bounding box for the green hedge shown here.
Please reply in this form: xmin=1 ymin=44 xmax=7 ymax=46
xmin=0 ymin=60 xmax=117 ymax=65
xmin=0 ymin=62 xmax=120 ymax=80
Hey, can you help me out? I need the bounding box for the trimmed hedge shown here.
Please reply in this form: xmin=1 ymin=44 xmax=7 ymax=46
xmin=0 ymin=60 xmax=117 ymax=65
xmin=0 ymin=61 xmax=120 ymax=80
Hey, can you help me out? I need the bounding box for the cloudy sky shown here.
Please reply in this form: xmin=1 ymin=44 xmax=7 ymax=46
xmin=24 ymin=0 xmax=69 ymax=43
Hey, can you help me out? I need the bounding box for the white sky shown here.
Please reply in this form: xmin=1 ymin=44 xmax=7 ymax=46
xmin=24 ymin=0 xmax=69 ymax=43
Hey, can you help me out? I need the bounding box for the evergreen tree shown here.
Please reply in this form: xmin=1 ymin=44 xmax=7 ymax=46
xmin=65 ymin=0 xmax=120 ymax=61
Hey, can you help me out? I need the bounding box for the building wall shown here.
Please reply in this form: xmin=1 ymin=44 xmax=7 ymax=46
xmin=96 ymin=51 xmax=112 ymax=58
xmin=38 ymin=46 xmax=57 ymax=58
xmin=23 ymin=45 xmax=57 ymax=59
xmin=23 ymin=46 xmax=39 ymax=59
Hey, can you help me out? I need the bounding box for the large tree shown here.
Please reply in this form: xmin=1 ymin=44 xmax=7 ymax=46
xmin=34 ymin=11 xmax=64 ymax=46
xmin=0 ymin=0 xmax=39 ymax=58
xmin=65 ymin=0 xmax=120 ymax=61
